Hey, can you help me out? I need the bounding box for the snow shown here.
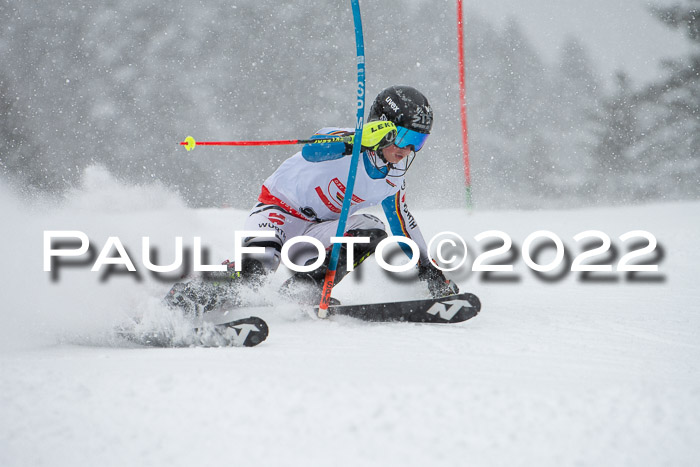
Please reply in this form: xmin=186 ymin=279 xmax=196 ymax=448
xmin=1 ymin=168 xmax=700 ymax=466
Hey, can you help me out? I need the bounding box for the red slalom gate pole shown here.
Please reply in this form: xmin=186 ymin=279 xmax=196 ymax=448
xmin=456 ymin=0 xmax=473 ymax=209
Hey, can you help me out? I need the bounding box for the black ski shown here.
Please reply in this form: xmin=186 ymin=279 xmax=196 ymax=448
xmin=322 ymin=292 xmax=481 ymax=323
xmin=117 ymin=316 xmax=269 ymax=348
xmin=206 ymin=316 xmax=269 ymax=347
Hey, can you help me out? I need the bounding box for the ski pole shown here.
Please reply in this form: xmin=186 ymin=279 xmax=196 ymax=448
xmin=179 ymin=135 xmax=353 ymax=151
xmin=317 ymin=0 xmax=365 ymax=318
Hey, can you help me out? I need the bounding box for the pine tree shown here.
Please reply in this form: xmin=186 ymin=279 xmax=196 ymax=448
xmin=592 ymin=72 xmax=640 ymax=202
xmin=635 ymin=0 xmax=700 ymax=199
xmin=0 ymin=75 xmax=43 ymax=192
xmin=552 ymin=37 xmax=602 ymax=202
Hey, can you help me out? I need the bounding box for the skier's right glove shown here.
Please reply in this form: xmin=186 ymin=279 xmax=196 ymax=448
xmin=348 ymin=120 xmax=397 ymax=152
xmin=418 ymin=262 xmax=460 ymax=298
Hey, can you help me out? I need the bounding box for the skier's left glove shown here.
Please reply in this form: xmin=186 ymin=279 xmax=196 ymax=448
xmin=418 ymin=262 xmax=460 ymax=298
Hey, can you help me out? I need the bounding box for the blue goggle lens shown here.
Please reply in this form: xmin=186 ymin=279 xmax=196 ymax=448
xmin=394 ymin=126 xmax=429 ymax=152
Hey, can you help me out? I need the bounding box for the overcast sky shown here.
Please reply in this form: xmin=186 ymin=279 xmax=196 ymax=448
xmin=468 ymin=0 xmax=694 ymax=86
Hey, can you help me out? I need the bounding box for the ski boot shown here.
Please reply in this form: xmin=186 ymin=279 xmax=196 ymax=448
xmin=164 ymin=259 xmax=267 ymax=316
xmin=279 ymin=228 xmax=387 ymax=305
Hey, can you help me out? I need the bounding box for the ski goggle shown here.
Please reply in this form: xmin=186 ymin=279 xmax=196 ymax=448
xmin=394 ymin=126 xmax=430 ymax=152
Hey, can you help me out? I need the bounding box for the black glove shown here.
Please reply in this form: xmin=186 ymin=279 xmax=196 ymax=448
xmin=418 ymin=262 xmax=459 ymax=298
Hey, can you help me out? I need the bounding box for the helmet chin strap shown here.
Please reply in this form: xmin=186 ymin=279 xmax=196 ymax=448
xmin=369 ymin=149 xmax=414 ymax=176
xmin=369 ymin=150 xmax=391 ymax=174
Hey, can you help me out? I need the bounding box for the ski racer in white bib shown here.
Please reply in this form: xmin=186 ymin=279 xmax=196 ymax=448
xmin=165 ymin=86 xmax=459 ymax=313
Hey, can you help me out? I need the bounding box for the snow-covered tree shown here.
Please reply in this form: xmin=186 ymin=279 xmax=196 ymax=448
xmin=550 ymin=37 xmax=603 ymax=203
xmin=634 ymin=0 xmax=700 ymax=199
xmin=591 ymin=72 xmax=640 ymax=201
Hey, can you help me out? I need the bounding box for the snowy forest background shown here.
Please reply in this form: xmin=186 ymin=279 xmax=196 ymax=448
xmin=1 ymin=0 xmax=698 ymax=209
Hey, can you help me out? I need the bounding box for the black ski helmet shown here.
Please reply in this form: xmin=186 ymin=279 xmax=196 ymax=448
xmin=368 ymin=85 xmax=433 ymax=134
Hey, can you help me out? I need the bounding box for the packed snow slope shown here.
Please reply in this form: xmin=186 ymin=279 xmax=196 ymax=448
xmin=1 ymin=168 xmax=699 ymax=467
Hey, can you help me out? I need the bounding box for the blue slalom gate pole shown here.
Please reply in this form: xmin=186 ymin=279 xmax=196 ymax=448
xmin=318 ymin=0 xmax=365 ymax=317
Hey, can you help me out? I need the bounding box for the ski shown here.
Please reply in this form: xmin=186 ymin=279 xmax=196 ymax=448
xmin=204 ymin=316 xmax=269 ymax=347
xmin=117 ymin=316 xmax=269 ymax=348
xmin=321 ymin=292 xmax=481 ymax=323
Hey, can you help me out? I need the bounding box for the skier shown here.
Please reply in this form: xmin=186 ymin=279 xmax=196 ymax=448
xmin=166 ymin=85 xmax=459 ymax=314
